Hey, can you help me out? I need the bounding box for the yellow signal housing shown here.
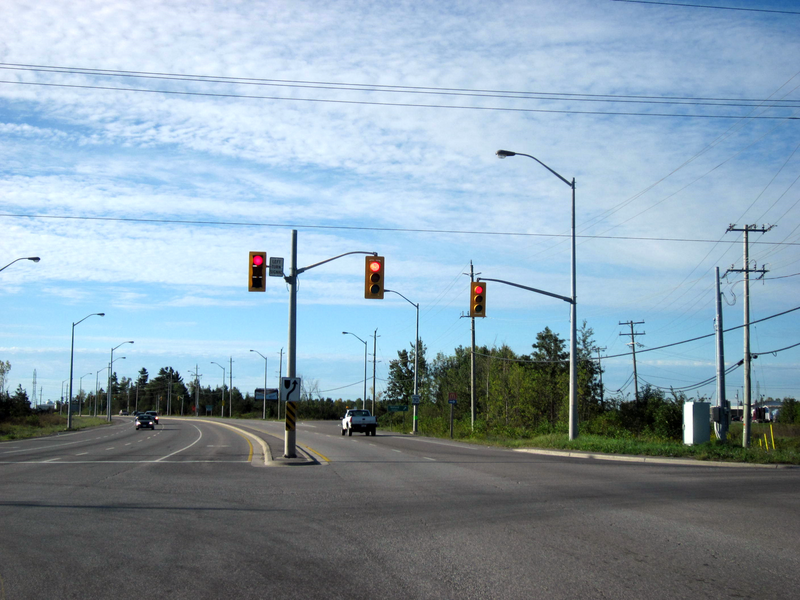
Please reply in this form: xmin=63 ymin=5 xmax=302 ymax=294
xmin=364 ymin=256 xmax=385 ymax=299
xmin=249 ymin=251 xmax=267 ymax=292
xmin=470 ymin=281 xmax=486 ymax=317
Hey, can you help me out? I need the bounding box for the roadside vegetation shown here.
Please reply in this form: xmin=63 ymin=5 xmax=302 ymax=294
xmin=0 ymin=380 xmax=108 ymax=441
xmin=3 ymin=328 xmax=798 ymax=462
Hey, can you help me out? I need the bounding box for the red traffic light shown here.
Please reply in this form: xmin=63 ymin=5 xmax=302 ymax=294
xmin=470 ymin=281 xmax=486 ymax=317
xmin=248 ymin=251 xmax=267 ymax=292
xmin=364 ymin=256 xmax=385 ymax=299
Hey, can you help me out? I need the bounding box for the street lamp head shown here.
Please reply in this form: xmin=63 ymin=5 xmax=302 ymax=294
xmin=28 ymin=257 xmax=41 ymax=263
xmin=98 ymin=313 xmax=105 ymax=317
xmin=496 ymin=150 xmax=516 ymax=159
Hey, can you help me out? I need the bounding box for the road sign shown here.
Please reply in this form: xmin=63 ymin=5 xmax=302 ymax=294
xmin=388 ymin=405 xmax=409 ymax=412
xmin=255 ymin=388 xmax=279 ymax=402
xmin=448 ymin=392 xmax=457 ymax=402
xmin=412 ymin=394 xmax=421 ymax=405
xmin=448 ymin=399 xmax=457 ymax=405
xmin=269 ymin=256 xmax=285 ymax=277
xmin=280 ymin=377 xmax=302 ymax=403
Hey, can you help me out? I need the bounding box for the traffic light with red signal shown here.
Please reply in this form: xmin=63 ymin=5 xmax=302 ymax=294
xmin=364 ymin=256 xmax=384 ymax=299
xmin=249 ymin=252 xmax=267 ymax=292
xmin=470 ymin=281 xmax=486 ymax=317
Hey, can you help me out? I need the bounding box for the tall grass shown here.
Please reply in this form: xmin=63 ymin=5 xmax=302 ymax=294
xmin=0 ymin=414 xmax=108 ymax=441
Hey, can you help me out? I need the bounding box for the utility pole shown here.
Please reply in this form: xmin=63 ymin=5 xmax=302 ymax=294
xmin=619 ymin=321 xmax=645 ymax=401
xmin=725 ymin=223 xmax=772 ymax=448
xmin=278 ymin=347 xmax=284 ymax=421
xmin=595 ymin=347 xmax=607 ymax=409
xmin=466 ymin=261 xmax=478 ymax=431
xmin=372 ymin=329 xmax=378 ymax=415
xmin=714 ymin=267 xmax=728 ymax=441
xmin=229 ymin=356 xmax=233 ymax=418
xmin=193 ymin=364 xmax=201 ymax=416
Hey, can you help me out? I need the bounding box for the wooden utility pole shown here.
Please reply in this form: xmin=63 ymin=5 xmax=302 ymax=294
xmin=724 ymin=224 xmax=772 ymax=448
xmin=620 ymin=321 xmax=645 ymax=401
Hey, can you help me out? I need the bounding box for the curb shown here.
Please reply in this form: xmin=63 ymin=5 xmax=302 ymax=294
xmin=514 ymin=447 xmax=795 ymax=468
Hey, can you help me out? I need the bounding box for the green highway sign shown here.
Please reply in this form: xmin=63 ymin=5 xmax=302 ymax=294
xmin=388 ymin=405 xmax=409 ymax=412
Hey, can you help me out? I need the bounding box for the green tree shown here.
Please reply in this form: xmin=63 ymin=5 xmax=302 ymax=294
xmin=523 ymin=327 xmax=568 ymax=427
xmin=385 ymin=341 xmax=429 ymax=403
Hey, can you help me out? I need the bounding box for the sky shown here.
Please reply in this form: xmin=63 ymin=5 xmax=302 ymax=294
xmin=1 ymin=0 xmax=799 ymax=408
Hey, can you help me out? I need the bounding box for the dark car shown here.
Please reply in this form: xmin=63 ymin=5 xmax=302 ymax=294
xmin=135 ymin=414 xmax=155 ymax=430
xmin=145 ymin=411 xmax=159 ymax=425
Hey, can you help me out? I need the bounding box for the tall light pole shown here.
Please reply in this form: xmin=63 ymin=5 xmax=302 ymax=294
xmin=497 ymin=149 xmax=578 ymax=440
xmin=68 ymin=312 xmax=105 ymax=429
xmin=78 ymin=372 xmax=92 ymax=416
xmin=343 ymin=332 xmax=368 ymax=410
xmin=0 ymin=256 xmax=40 ymax=272
xmin=61 ymin=379 xmax=68 ymax=414
xmin=95 ymin=367 xmax=105 ymax=417
xmin=107 ymin=341 xmax=133 ymax=421
xmin=278 ymin=348 xmax=284 ymax=421
xmin=385 ymin=289 xmax=420 ymax=432
xmin=250 ymin=349 xmax=269 ymax=419
xmin=211 ymin=362 xmax=226 ymax=417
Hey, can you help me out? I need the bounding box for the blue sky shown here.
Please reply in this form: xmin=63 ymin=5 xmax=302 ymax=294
xmin=1 ymin=0 xmax=799 ymax=406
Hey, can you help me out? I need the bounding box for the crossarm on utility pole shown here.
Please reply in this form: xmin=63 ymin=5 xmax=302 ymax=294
xmin=477 ymin=277 xmax=573 ymax=304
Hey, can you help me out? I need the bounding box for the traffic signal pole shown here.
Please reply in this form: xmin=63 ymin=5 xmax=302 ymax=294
xmin=285 ymin=230 xmax=298 ymax=458
xmin=282 ymin=230 xmax=380 ymax=457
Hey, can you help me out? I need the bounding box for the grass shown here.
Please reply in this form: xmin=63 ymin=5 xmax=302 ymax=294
xmin=0 ymin=413 xmax=110 ymax=441
xmin=380 ymin=414 xmax=800 ymax=465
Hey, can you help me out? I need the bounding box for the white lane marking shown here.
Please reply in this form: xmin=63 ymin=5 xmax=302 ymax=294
xmin=423 ymin=457 xmax=435 ymax=461
xmin=393 ymin=450 xmax=402 ymax=453
xmin=106 ymin=447 xmax=115 ymax=450
xmin=155 ymin=423 xmax=203 ymax=462
xmin=125 ymin=443 xmax=132 ymax=446
xmin=76 ymin=452 xmax=88 ymax=456
xmin=1 ymin=460 xmax=249 ymax=465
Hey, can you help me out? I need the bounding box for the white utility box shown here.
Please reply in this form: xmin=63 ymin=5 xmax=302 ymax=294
xmin=683 ymin=401 xmax=711 ymax=446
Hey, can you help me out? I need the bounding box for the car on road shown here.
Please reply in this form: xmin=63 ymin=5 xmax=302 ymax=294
xmin=135 ymin=414 xmax=155 ymax=430
xmin=145 ymin=410 xmax=159 ymax=424
xmin=341 ymin=409 xmax=377 ymax=436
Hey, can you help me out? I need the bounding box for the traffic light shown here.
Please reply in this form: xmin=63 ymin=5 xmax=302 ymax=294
xmin=364 ymin=256 xmax=384 ymax=299
xmin=470 ymin=281 xmax=486 ymax=317
xmin=249 ymin=251 xmax=267 ymax=292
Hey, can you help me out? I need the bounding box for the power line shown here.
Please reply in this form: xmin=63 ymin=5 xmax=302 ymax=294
xmin=611 ymin=0 xmax=800 ymax=14
xmin=2 ymin=212 xmax=798 ymax=246
xmin=0 ymin=78 xmax=796 ymax=120
xmin=602 ymin=305 xmax=800 ymax=360
xmin=3 ymin=62 xmax=799 ymax=107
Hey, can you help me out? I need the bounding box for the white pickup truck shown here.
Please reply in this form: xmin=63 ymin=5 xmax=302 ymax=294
xmin=341 ymin=409 xmax=378 ymax=436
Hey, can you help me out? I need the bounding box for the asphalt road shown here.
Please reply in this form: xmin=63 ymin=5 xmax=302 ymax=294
xmin=1 ymin=417 xmax=798 ymax=599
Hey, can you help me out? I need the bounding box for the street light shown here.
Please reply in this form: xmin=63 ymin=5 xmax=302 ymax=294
xmin=107 ymin=341 xmax=133 ymax=421
xmin=342 ymin=332 xmax=368 ymax=410
xmin=0 ymin=256 xmax=40 ymax=272
xmin=211 ymin=362 xmax=226 ymax=417
xmin=68 ymin=312 xmax=105 ymax=429
xmin=250 ymin=350 xmax=269 ymax=420
xmin=79 ymin=372 xmax=92 ymax=417
xmin=497 ymin=149 xmax=578 ymax=440
xmin=95 ymin=367 xmax=106 ymax=417
xmin=385 ymin=289 xmax=420 ymax=432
